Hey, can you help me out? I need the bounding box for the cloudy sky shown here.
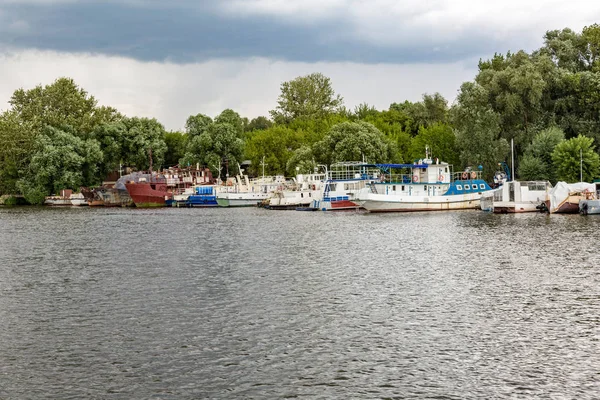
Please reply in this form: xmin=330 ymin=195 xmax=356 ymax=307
xmin=0 ymin=0 xmax=599 ymax=130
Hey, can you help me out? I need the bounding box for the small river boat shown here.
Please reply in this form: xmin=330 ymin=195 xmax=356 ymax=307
xmin=308 ymin=162 xmax=380 ymax=211
xmin=486 ymin=181 xmax=552 ymax=213
xmin=579 ymin=181 xmax=600 ymax=215
xmin=264 ymin=173 xmax=325 ymax=210
xmin=216 ymin=173 xmax=285 ymax=207
xmin=355 ymin=150 xmax=493 ymax=212
xmin=543 ymin=181 xmax=595 ymax=214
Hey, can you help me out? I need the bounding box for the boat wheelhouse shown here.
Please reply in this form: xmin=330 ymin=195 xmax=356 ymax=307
xmin=355 ymin=155 xmax=493 ymax=212
xmin=309 ymin=162 xmax=381 ymax=211
xmin=483 ymin=181 xmax=553 ymax=213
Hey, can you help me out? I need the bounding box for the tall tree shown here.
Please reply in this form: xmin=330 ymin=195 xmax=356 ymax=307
xmin=17 ymin=126 xmax=103 ymax=204
xmin=270 ymin=73 xmax=343 ymax=124
xmin=451 ymin=82 xmax=510 ymax=180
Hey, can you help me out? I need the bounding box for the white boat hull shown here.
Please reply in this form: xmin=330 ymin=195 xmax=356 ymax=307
xmin=217 ymin=192 xmax=271 ymax=207
xmin=493 ymin=202 xmax=540 ymax=213
xmin=360 ymin=193 xmax=482 ymax=212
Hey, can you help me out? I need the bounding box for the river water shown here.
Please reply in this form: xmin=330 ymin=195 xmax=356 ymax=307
xmin=0 ymin=207 xmax=599 ymax=399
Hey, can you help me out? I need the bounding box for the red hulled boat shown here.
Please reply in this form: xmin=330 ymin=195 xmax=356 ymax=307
xmin=125 ymin=178 xmax=171 ymax=208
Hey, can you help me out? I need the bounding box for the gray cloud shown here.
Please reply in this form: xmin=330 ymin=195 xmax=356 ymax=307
xmin=2 ymin=0 xmax=591 ymax=64
xmin=0 ymin=50 xmax=478 ymax=130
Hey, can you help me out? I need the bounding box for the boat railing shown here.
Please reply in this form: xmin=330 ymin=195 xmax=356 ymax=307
xmin=328 ymin=166 xmax=381 ymax=181
xmin=453 ymin=170 xmax=481 ymax=181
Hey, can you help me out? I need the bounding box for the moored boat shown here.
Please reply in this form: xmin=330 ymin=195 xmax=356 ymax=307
xmin=355 ymin=151 xmax=493 ymax=212
xmin=579 ymin=180 xmax=600 ymax=215
xmin=125 ymin=176 xmax=170 ymax=208
xmin=45 ymin=189 xmax=89 ymax=206
xmin=309 ymin=162 xmax=379 ymax=211
xmin=489 ymin=181 xmax=552 ymax=213
xmin=265 ymin=172 xmax=325 ymax=210
xmin=216 ymin=173 xmax=285 ymax=207
xmin=544 ymin=181 xmax=595 ymax=214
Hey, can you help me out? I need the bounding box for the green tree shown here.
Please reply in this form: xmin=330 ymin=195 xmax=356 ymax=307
xmin=0 ymin=111 xmax=36 ymax=194
xmin=91 ymin=121 xmax=127 ymax=178
xmin=286 ymin=146 xmax=317 ymax=175
xmin=182 ymin=123 xmax=244 ymax=178
xmin=408 ymin=123 xmax=459 ymax=166
xmin=313 ymin=121 xmax=395 ymax=165
xmin=270 ymin=73 xmax=343 ymax=123
xmin=246 ymin=116 xmax=273 ymax=132
xmin=451 ymin=82 xmax=510 ymax=180
xmin=244 ymin=126 xmax=302 ymax=175
xmin=8 ymin=77 xmax=119 ymax=138
xmin=552 ymin=135 xmax=600 ymax=182
xmin=517 ymin=126 xmax=565 ymax=181
xmin=215 ymin=109 xmax=244 ymax=137
xmin=121 ymin=117 xmax=168 ymax=170
xmin=518 ymin=154 xmax=549 ymax=181
xmin=185 ymin=114 xmax=213 ymax=137
xmin=164 ymin=131 xmax=186 ymax=167
xmin=17 ymin=126 xmax=103 ymax=204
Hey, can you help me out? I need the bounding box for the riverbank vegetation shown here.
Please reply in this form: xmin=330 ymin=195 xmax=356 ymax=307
xmin=1 ymin=25 xmax=600 ymax=204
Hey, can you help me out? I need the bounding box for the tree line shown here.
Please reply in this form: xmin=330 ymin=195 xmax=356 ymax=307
xmin=1 ymin=24 xmax=600 ymax=204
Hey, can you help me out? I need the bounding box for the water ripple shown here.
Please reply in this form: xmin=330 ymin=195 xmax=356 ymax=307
xmin=1 ymin=207 xmax=599 ymax=399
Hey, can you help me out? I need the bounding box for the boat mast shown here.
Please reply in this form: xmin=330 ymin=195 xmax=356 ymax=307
xmin=511 ymin=138 xmax=514 ymax=182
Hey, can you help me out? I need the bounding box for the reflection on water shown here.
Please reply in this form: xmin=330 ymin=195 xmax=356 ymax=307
xmin=1 ymin=207 xmax=599 ymax=399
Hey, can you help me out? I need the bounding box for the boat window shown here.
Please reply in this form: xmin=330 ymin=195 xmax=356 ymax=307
xmin=309 ymin=193 xmax=311 ymax=197
xmin=479 ymin=184 xmax=486 ymax=190
xmin=392 ymin=185 xmax=396 ymax=191
xmin=445 ymin=167 xmax=448 ymax=173
xmin=424 ymin=185 xmax=427 ymax=190
xmin=464 ymin=184 xmax=470 ymax=190
xmin=401 ymin=185 xmax=405 ymax=191
xmin=301 ymin=193 xmax=304 ymax=198
xmin=456 ymin=185 xmax=463 ymax=190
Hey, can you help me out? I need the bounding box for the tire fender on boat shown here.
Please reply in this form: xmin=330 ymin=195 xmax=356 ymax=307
xmin=438 ymin=175 xmax=444 ymax=182
xmin=462 ymin=172 xmax=468 ymax=179
xmin=412 ymin=175 xmax=419 ymax=183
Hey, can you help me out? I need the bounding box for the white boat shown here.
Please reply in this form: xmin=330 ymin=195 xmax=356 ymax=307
xmin=544 ymin=181 xmax=595 ymax=214
xmin=69 ymin=192 xmax=88 ymax=206
xmin=483 ymin=181 xmax=552 ymax=213
xmin=355 ymin=151 xmax=493 ymax=212
xmin=309 ymin=162 xmax=381 ymax=211
xmin=45 ymin=190 xmax=88 ymax=206
xmin=578 ymin=181 xmax=600 ymax=215
xmin=265 ymin=173 xmax=326 ymax=210
xmin=216 ymin=174 xmax=285 ymax=207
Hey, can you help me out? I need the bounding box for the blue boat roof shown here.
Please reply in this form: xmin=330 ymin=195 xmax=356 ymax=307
xmin=374 ymin=163 xmax=429 ymax=169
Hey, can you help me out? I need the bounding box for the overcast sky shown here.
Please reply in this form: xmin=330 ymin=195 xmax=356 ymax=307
xmin=1 ymin=0 xmax=599 ymax=130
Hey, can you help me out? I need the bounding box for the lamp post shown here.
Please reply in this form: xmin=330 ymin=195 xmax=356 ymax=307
xmin=580 ymin=148 xmax=583 ymax=182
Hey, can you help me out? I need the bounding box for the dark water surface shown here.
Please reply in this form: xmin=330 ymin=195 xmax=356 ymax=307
xmin=1 ymin=207 xmax=599 ymax=399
